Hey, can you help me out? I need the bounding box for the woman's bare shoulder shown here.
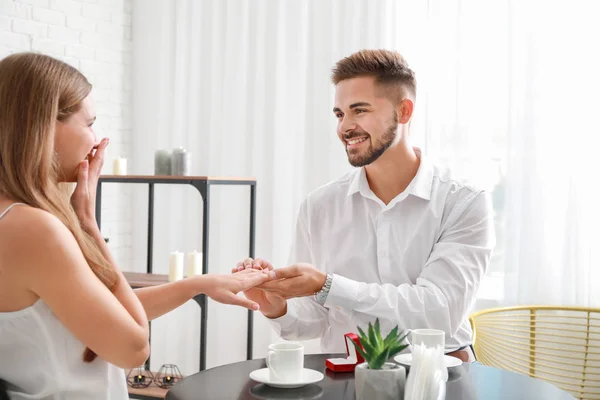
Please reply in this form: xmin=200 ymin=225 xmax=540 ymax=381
xmin=0 ymin=203 xmax=65 ymax=236
xmin=0 ymin=204 xmax=76 ymax=267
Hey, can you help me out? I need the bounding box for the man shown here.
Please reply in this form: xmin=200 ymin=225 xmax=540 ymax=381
xmin=234 ymin=49 xmax=495 ymax=362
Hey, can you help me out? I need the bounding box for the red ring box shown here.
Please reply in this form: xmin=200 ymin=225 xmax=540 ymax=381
xmin=325 ymin=333 xmax=365 ymax=372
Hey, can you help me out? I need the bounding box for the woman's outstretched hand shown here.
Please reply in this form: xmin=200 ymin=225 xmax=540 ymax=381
xmin=201 ymin=268 xmax=272 ymax=310
xmin=232 ymin=258 xmax=288 ymax=318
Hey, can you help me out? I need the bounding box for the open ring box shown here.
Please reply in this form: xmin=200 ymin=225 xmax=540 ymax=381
xmin=325 ymin=333 xmax=365 ymax=372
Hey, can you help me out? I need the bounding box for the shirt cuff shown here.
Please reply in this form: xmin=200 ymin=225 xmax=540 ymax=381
xmin=266 ymin=299 xmax=298 ymax=331
xmin=324 ymin=273 xmax=360 ymax=311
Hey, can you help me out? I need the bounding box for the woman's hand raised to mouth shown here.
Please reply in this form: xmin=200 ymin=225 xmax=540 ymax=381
xmin=71 ymin=137 xmax=109 ymax=232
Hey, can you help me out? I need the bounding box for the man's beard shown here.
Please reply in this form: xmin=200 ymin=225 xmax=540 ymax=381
xmin=345 ymin=113 xmax=398 ymax=167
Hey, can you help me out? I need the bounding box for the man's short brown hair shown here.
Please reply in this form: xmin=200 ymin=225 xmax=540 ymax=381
xmin=331 ymin=49 xmax=416 ymax=103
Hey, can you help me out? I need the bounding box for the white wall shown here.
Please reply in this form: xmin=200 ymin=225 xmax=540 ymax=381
xmin=0 ymin=0 xmax=133 ymax=268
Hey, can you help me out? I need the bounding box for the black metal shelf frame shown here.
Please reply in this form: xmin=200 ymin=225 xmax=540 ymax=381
xmin=95 ymin=176 xmax=257 ymax=372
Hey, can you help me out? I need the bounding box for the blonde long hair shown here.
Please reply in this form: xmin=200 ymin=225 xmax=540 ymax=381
xmin=0 ymin=52 xmax=117 ymax=362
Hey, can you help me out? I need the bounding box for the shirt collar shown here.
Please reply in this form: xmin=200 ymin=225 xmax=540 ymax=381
xmin=346 ymin=147 xmax=433 ymax=201
xmin=346 ymin=167 xmax=367 ymax=197
xmin=408 ymin=148 xmax=434 ymax=201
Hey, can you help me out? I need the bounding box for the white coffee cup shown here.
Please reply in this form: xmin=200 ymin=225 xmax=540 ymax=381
xmin=266 ymin=342 xmax=304 ymax=382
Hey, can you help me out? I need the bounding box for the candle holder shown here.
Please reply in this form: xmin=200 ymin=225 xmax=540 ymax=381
xmin=126 ymin=366 xmax=154 ymax=388
xmin=154 ymin=364 xmax=183 ymax=389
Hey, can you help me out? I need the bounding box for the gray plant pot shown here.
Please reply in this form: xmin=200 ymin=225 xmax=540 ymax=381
xmin=355 ymin=362 xmax=406 ymax=400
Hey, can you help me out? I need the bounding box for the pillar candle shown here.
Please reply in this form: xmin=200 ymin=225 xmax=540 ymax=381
xmin=187 ymin=251 xmax=202 ymax=277
xmin=113 ymin=157 xmax=127 ymax=175
xmin=171 ymin=147 xmax=190 ymax=176
xmin=154 ymin=149 xmax=171 ymax=175
xmin=168 ymin=251 xmax=184 ymax=282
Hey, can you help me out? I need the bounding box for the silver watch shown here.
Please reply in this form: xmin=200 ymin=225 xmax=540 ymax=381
xmin=315 ymin=273 xmax=333 ymax=306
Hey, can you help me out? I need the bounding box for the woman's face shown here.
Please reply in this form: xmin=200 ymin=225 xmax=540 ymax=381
xmin=54 ymin=94 xmax=100 ymax=182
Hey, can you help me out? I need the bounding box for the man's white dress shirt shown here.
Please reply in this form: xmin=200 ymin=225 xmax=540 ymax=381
xmin=269 ymin=150 xmax=496 ymax=353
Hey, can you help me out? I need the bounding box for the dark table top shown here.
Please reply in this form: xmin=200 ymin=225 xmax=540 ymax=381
xmin=165 ymin=354 xmax=576 ymax=400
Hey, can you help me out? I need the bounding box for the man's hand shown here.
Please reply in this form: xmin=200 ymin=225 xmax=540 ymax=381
xmin=233 ymin=258 xmax=287 ymax=318
xmin=257 ymin=263 xmax=327 ymax=299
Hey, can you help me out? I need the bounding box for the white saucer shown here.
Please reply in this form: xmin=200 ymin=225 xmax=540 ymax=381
xmin=394 ymin=353 xmax=463 ymax=368
xmin=249 ymin=368 xmax=324 ymax=388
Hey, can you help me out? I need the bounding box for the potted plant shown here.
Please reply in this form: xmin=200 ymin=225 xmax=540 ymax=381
xmin=352 ymin=318 xmax=409 ymax=400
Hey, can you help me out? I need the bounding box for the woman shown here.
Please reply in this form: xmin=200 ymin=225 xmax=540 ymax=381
xmin=0 ymin=52 xmax=270 ymax=399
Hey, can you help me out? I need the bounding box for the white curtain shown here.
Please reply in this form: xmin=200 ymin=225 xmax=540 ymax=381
xmin=498 ymin=0 xmax=600 ymax=306
xmin=130 ymin=0 xmax=600 ymax=375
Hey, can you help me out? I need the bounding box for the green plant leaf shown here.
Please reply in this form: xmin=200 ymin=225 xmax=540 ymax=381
xmin=367 ymin=322 xmax=377 ymax=350
xmin=383 ymin=326 xmax=399 ymax=347
xmin=387 ymin=343 xmax=409 ymax=359
xmin=374 ymin=318 xmax=382 ymax=344
xmin=397 ymin=331 xmax=410 ymax=346
xmin=359 ymin=336 xmax=377 ymax=359
xmin=369 ymin=346 xmax=391 ymax=370
xmin=355 ymin=321 xmax=413 ymax=365
xmin=357 ymin=326 xmax=368 ymax=344
xmin=351 ymin=340 xmax=369 ymax=363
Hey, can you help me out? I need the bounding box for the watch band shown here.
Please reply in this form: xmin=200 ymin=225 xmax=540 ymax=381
xmin=315 ymin=273 xmax=333 ymax=306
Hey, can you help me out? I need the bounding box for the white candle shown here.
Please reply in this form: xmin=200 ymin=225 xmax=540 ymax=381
xmin=168 ymin=251 xmax=184 ymax=282
xmin=187 ymin=251 xmax=202 ymax=277
xmin=113 ymin=157 xmax=127 ymax=175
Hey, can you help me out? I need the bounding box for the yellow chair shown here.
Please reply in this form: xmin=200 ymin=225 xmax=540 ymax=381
xmin=469 ymin=306 xmax=600 ymax=400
